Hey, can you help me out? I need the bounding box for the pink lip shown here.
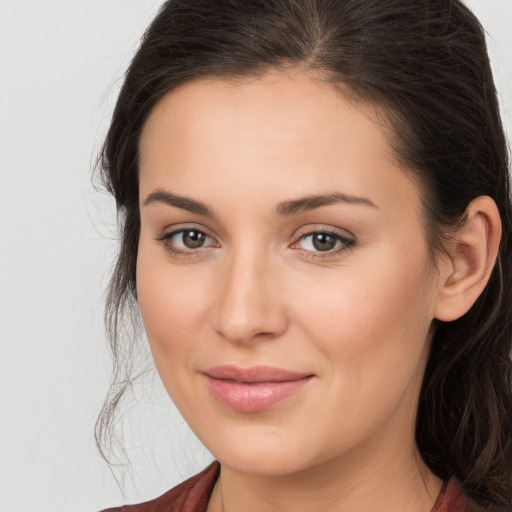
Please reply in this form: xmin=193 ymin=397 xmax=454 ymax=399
xmin=202 ymin=365 xmax=314 ymax=412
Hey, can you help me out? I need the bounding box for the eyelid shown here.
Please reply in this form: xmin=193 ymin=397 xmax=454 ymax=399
xmin=157 ymin=223 xmax=218 ymax=241
xmin=291 ymin=224 xmax=355 ymax=243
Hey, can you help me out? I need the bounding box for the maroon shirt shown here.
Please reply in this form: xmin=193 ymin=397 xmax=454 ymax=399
xmin=101 ymin=461 xmax=479 ymax=512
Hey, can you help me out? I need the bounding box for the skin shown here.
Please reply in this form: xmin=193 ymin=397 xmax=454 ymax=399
xmin=136 ymin=69 xmax=501 ymax=511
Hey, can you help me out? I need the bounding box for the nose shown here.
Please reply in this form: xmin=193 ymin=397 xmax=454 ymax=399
xmin=213 ymin=248 xmax=289 ymax=344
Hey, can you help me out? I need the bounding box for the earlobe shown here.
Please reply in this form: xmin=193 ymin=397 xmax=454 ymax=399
xmin=434 ymin=196 xmax=501 ymax=322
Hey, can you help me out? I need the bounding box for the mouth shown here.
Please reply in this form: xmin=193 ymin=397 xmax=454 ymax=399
xmin=202 ymin=365 xmax=315 ymax=412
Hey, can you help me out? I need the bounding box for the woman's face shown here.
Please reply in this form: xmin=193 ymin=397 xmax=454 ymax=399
xmin=137 ymin=69 xmax=444 ymax=476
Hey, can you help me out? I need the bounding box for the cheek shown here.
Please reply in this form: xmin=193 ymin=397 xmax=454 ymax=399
xmin=136 ymin=245 xmax=221 ymax=424
xmin=282 ymin=251 xmax=436 ymax=456
xmin=290 ymin=245 xmax=435 ymax=390
xmin=136 ymin=246 xmax=214 ymax=366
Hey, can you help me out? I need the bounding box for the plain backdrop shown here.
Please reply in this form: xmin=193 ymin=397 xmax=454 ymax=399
xmin=0 ymin=1 xmax=511 ymax=511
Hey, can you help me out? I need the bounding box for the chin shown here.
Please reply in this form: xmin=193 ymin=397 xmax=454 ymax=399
xmin=217 ymin=449 xmax=311 ymax=477
xmin=198 ymin=423 xmax=325 ymax=477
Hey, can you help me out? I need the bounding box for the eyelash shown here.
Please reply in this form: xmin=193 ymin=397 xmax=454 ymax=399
xmin=293 ymin=230 xmax=355 ymax=259
xmin=156 ymin=228 xmax=218 ymax=258
xmin=156 ymin=228 xmax=355 ymax=260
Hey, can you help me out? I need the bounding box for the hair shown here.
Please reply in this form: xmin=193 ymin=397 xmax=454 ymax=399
xmin=95 ymin=0 xmax=512 ymax=509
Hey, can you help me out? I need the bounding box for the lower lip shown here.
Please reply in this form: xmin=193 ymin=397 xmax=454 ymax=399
xmin=203 ymin=375 xmax=314 ymax=412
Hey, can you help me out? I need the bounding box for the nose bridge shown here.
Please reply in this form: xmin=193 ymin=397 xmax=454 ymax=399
xmin=214 ymin=243 xmax=287 ymax=343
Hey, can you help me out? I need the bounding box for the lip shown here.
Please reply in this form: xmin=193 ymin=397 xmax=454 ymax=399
xmin=202 ymin=365 xmax=315 ymax=412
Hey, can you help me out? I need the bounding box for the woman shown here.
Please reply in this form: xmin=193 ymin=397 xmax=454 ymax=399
xmin=97 ymin=0 xmax=512 ymax=510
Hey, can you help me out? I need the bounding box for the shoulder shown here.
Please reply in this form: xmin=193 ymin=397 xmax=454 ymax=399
xmin=100 ymin=461 xmax=220 ymax=512
xmin=431 ymin=478 xmax=486 ymax=512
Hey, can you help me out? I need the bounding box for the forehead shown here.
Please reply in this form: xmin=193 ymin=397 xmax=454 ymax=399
xmin=138 ymin=69 xmax=422 ymax=221
xmin=140 ymin=68 xmax=394 ymax=163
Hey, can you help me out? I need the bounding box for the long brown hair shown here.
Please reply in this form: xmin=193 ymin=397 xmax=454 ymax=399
xmin=96 ymin=1 xmax=512 ymax=509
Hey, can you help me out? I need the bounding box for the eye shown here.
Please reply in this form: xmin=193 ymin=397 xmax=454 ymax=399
xmin=174 ymin=229 xmax=209 ymax=249
xmin=294 ymin=230 xmax=355 ymax=257
xmin=157 ymin=228 xmax=218 ymax=256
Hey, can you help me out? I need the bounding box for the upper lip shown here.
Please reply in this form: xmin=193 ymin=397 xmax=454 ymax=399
xmin=202 ymin=365 xmax=314 ymax=383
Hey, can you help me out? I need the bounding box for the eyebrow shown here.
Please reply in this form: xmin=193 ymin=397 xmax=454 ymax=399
xmin=143 ymin=188 xmax=214 ymax=216
xmin=142 ymin=188 xmax=378 ymax=217
xmin=275 ymin=192 xmax=378 ymax=216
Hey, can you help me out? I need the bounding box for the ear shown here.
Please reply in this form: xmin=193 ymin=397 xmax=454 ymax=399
xmin=434 ymin=196 xmax=502 ymax=322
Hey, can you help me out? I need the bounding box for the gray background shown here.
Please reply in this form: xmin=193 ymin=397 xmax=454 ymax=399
xmin=0 ymin=1 xmax=511 ymax=511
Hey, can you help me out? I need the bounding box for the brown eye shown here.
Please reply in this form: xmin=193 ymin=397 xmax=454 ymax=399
xmin=296 ymin=230 xmax=355 ymax=256
xmin=311 ymin=233 xmax=337 ymax=252
xmin=181 ymin=229 xmax=206 ymax=249
xmin=159 ymin=228 xmax=217 ymax=255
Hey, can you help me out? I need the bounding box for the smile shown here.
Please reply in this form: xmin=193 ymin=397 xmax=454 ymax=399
xmin=202 ymin=365 xmax=315 ymax=412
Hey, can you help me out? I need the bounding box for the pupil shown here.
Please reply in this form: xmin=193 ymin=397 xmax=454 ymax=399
xmin=183 ymin=230 xmax=205 ymax=248
xmin=312 ymin=233 xmax=336 ymax=251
